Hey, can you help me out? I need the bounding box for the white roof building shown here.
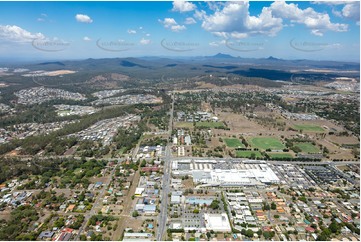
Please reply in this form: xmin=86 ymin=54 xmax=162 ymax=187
xmin=135 ymin=187 xmax=145 ymax=196
xmin=204 ymin=213 xmax=232 ymax=232
xmin=171 ymin=195 xmax=181 ymax=204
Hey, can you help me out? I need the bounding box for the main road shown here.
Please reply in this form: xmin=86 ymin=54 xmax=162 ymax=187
xmin=156 ymin=91 xmax=174 ymax=241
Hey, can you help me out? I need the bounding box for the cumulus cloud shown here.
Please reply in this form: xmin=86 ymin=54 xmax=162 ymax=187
xmin=172 ymin=1 xmax=196 ymax=13
xmin=270 ymin=1 xmax=348 ymax=36
xmin=159 ymin=18 xmax=177 ymax=28
xmin=199 ymin=2 xmax=283 ymax=38
xmin=197 ymin=1 xmax=349 ymax=38
xmin=140 ymin=38 xmax=151 ymax=45
xmin=184 ymin=17 xmax=196 ymax=25
xmin=0 ymin=25 xmax=45 ymax=42
xmin=159 ymin=18 xmax=187 ymax=32
xmin=127 ymin=29 xmax=137 ymax=34
xmin=314 ymin=1 xmax=359 ymax=22
xmin=342 ymin=2 xmax=360 ymax=21
xmin=75 ymin=14 xmax=93 ymax=23
xmin=83 ymin=36 xmax=91 ymax=41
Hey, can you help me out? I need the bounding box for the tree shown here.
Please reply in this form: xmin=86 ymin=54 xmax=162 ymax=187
xmin=193 ymin=209 xmax=200 ymax=214
xmin=328 ymin=221 xmax=340 ymax=233
xmin=263 ymin=202 xmax=270 ymax=211
xmin=80 ymin=235 xmax=87 ymax=241
xmin=245 ymin=229 xmax=254 ymax=238
xmin=132 ymin=211 xmax=139 ymax=217
xmin=263 ymin=231 xmax=275 ymax=239
xmin=210 ymin=200 xmax=220 ymax=210
xmin=271 ymin=202 xmax=277 ymax=210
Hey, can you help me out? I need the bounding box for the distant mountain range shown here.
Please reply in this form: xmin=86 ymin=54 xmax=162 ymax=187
xmin=9 ymin=53 xmax=359 ymax=81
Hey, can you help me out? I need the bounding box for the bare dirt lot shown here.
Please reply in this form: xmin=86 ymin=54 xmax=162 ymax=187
xmin=182 ymin=178 xmax=194 ymax=189
xmin=326 ymin=135 xmax=359 ymax=145
xmin=215 ymin=110 xmax=267 ymax=135
xmin=317 ymin=139 xmax=355 ymax=160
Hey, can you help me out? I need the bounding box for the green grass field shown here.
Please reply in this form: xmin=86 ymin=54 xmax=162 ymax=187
xmin=295 ymin=142 xmax=320 ymax=153
xmin=236 ymin=150 xmax=263 ymax=158
xmin=224 ymin=138 xmax=245 ymax=148
xmin=293 ymin=124 xmax=325 ymax=132
xmin=196 ymin=121 xmax=225 ymax=129
xmin=249 ymin=137 xmax=285 ymax=150
xmin=267 ymin=152 xmax=293 ymax=158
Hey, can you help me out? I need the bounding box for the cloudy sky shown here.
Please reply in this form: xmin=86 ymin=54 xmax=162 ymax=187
xmin=0 ymin=1 xmax=359 ymax=62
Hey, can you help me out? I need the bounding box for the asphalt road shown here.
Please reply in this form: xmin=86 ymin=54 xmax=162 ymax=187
xmin=156 ymin=91 xmax=174 ymax=241
xmin=74 ymin=163 xmax=117 ymax=240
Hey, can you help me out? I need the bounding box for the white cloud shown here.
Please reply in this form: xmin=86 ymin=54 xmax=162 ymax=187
xmin=198 ymin=1 xmax=349 ymax=38
xmin=270 ymin=2 xmax=348 ymax=36
xmin=139 ymin=26 xmax=143 ymax=30
xmin=172 ymin=1 xmax=196 ymax=13
xmin=314 ymin=0 xmax=360 ymax=21
xmin=83 ymin=36 xmax=91 ymax=41
xmin=184 ymin=17 xmax=196 ymax=25
xmin=342 ymin=2 xmax=360 ymax=21
xmin=209 ymin=39 xmax=226 ymax=47
xmin=159 ymin=18 xmax=178 ymax=28
xmin=194 ymin=10 xmax=207 ymax=20
xmin=0 ymin=25 xmax=45 ymax=43
xmin=140 ymin=38 xmax=151 ymax=45
xmin=127 ymin=29 xmax=137 ymax=34
xmin=206 ymin=2 xmax=224 ymax=12
xmin=200 ymin=2 xmax=283 ymax=38
xmin=37 ymin=13 xmax=48 ymax=22
xmin=171 ymin=25 xmax=187 ymax=32
xmin=145 ymin=33 xmax=151 ymax=37
xmin=159 ymin=18 xmax=187 ymax=32
xmin=75 ymin=14 xmax=93 ymax=23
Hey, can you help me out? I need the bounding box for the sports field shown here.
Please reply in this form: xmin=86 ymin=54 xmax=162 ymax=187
xmin=249 ymin=137 xmax=285 ymax=150
xmin=236 ymin=151 xmax=263 ymax=158
xmin=195 ymin=121 xmax=225 ymax=129
xmin=293 ymin=124 xmax=325 ymax=132
xmin=295 ymin=142 xmax=320 ymax=153
xmin=224 ymin=138 xmax=244 ymax=148
xmin=267 ymin=152 xmax=293 ymax=159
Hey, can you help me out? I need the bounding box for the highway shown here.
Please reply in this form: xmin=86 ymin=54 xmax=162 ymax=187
xmin=156 ymin=91 xmax=174 ymax=241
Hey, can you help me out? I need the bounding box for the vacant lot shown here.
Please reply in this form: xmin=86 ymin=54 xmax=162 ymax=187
xmin=293 ymin=124 xmax=325 ymax=132
xmin=224 ymin=138 xmax=244 ymax=148
xmin=174 ymin=122 xmax=194 ymax=129
xmin=236 ymin=150 xmax=263 ymax=158
xmin=195 ymin=121 xmax=225 ymax=129
xmin=249 ymin=137 xmax=285 ymax=150
xmin=295 ymin=142 xmax=320 ymax=153
xmin=267 ymin=152 xmax=293 ymax=159
xmin=326 ymin=135 xmax=359 ymax=146
xmin=215 ymin=110 xmax=270 ymax=134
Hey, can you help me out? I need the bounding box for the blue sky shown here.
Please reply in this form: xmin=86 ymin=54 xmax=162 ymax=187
xmin=0 ymin=1 xmax=359 ymax=62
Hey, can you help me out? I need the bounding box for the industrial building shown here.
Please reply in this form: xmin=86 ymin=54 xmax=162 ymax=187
xmin=172 ymin=159 xmax=280 ymax=187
